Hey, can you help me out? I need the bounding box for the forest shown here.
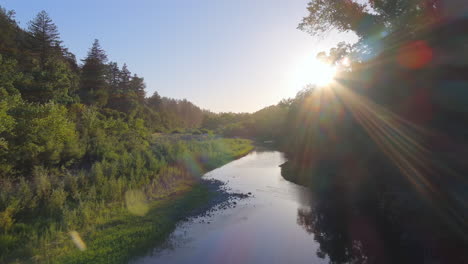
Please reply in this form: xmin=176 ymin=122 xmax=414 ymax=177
xmin=1 ymin=0 xmax=467 ymax=263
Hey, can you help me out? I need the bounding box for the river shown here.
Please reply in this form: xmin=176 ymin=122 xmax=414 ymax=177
xmin=130 ymin=149 xmax=329 ymax=264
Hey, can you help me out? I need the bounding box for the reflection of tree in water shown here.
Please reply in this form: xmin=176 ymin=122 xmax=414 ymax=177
xmin=282 ymin=158 xmax=388 ymax=263
xmin=297 ymin=205 xmax=369 ymax=264
xmin=287 ymin=158 xmax=468 ymax=264
xmin=282 ymin=162 xmax=422 ymax=263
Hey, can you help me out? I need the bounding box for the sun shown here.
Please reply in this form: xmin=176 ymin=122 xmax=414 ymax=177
xmin=293 ymin=57 xmax=337 ymax=89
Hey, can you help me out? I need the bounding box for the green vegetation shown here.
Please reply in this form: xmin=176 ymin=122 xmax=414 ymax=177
xmin=202 ymin=102 xmax=291 ymax=142
xmin=43 ymin=184 xmax=213 ymax=264
xmin=0 ymin=6 xmax=253 ymax=263
xmin=1 ymin=135 xmax=252 ymax=263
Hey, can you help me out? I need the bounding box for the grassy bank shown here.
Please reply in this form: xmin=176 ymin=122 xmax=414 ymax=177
xmin=51 ymin=182 xmax=212 ymax=264
xmin=1 ymin=135 xmax=253 ymax=264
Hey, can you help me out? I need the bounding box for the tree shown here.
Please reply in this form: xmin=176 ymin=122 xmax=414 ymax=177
xmin=298 ymin=0 xmax=382 ymax=39
xmin=0 ymin=6 xmax=23 ymax=57
xmin=106 ymin=62 xmax=120 ymax=89
xmin=0 ymin=95 xmax=18 ymax=175
xmin=316 ymin=41 xmax=353 ymax=65
xmin=147 ymin=91 xmax=162 ymax=111
xmin=6 ymin=102 xmax=81 ymax=170
xmin=369 ymin=0 xmax=441 ymax=32
xmin=80 ymin=39 xmax=109 ymax=106
xmin=15 ymin=11 xmax=79 ymax=104
xmin=0 ymin=54 xmax=21 ymax=97
xmin=129 ymin=74 xmax=146 ymax=102
xmin=86 ymin=38 xmax=107 ymax=62
xmin=298 ymin=0 xmax=442 ymax=40
xmin=106 ymin=62 xmax=122 ymax=109
xmin=119 ymin=63 xmax=131 ymax=87
xmin=106 ymin=63 xmax=138 ymax=114
xmin=298 ymin=1 xmax=445 ymax=65
xmin=27 ymin=11 xmax=62 ymax=67
xmin=25 ymin=57 xmax=79 ymax=104
xmin=118 ymin=63 xmax=131 ymax=98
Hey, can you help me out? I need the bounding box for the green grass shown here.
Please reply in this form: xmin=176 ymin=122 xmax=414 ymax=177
xmin=52 ymin=183 xmax=212 ymax=264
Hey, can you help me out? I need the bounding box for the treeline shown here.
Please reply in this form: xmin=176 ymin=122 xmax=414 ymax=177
xmin=0 ymin=8 xmax=210 ymax=175
xmin=0 ymin=7 xmax=252 ymax=263
xmin=201 ymin=100 xmax=291 ymax=141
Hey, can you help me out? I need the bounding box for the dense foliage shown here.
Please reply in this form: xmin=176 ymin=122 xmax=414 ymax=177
xmin=201 ymin=101 xmax=291 ymax=142
xmin=0 ymin=7 xmax=253 ymax=263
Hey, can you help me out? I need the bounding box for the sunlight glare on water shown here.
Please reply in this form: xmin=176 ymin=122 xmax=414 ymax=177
xmin=130 ymin=150 xmax=327 ymax=264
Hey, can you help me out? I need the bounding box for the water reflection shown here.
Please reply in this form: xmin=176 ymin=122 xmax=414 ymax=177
xmin=282 ymin=155 xmax=379 ymax=263
xmin=131 ymin=151 xmax=466 ymax=264
xmin=297 ymin=207 xmax=368 ymax=264
xmin=282 ymin=159 xmax=468 ymax=264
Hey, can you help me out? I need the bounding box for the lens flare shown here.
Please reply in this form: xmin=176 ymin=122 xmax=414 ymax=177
xmin=329 ymin=83 xmax=467 ymax=235
xmin=125 ymin=190 xmax=149 ymax=216
xmin=69 ymin=231 xmax=86 ymax=251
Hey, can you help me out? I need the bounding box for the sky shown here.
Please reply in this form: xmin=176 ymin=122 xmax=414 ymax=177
xmin=1 ymin=0 xmax=357 ymax=113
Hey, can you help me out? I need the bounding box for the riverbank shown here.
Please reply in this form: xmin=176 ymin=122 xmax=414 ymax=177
xmin=52 ymin=180 xmax=209 ymax=264
xmin=1 ymin=136 xmax=253 ymax=264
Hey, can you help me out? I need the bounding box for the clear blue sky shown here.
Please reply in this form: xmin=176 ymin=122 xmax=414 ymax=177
xmin=1 ymin=0 xmax=356 ymax=113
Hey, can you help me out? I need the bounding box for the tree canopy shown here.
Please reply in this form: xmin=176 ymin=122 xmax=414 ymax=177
xmin=299 ymin=0 xmax=442 ymax=39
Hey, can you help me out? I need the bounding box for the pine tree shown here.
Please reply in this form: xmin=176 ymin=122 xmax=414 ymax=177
xmin=86 ymin=39 xmax=107 ymax=62
xmin=147 ymin=91 xmax=162 ymax=111
xmin=106 ymin=62 xmax=122 ymax=110
xmin=106 ymin=62 xmax=120 ymax=89
xmin=0 ymin=7 xmax=22 ymax=57
xmin=129 ymin=74 xmax=146 ymax=102
xmin=27 ymin=10 xmax=61 ymax=67
xmin=19 ymin=11 xmax=78 ymax=103
xmin=80 ymin=39 xmax=109 ymax=106
xmin=119 ymin=63 xmax=131 ymax=93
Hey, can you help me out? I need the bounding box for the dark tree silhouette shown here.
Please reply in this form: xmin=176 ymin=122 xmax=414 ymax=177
xmin=27 ymin=10 xmax=62 ymax=67
xmin=80 ymin=39 xmax=109 ymax=106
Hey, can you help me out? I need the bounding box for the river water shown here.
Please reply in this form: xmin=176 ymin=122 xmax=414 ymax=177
xmin=130 ymin=150 xmax=328 ymax=264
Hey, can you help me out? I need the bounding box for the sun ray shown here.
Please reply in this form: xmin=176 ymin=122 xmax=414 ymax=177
xmin=322 ymin=82 xmax=468 ymax=235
